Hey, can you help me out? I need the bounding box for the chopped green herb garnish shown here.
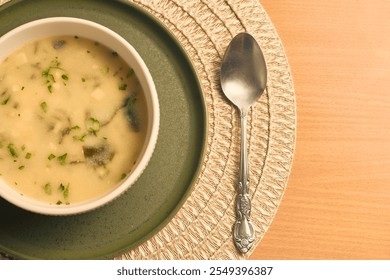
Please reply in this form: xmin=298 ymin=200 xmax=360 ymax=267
xmin=63 ymin=188 xmax=69 ymax=199
xmin=111 ymin=51 xmax=119 ymax=57
xmin=73 ymin=134 xmax=87 ymax=142
xmin=42 ymin=58 xmax=67 ymax=93
xmin=58 ymin=183 xmax=65 ymax=192
xmin=40 ymin=101 xmax=48 ymax=112
xmin=119 ymin=83 xmax=127 ymax=91
xmin=120 ymin=173 xmax=127 ymax=180
xmin=56 ymin=200 xmax=63 ymax=205
xmin=59 ymin=183 xmax=70 ymax=199
xmin=25 ymin=152 xmax=32 ymax=159
xmin=1 ymin=97 xmax=10 ymax=105
xmin=101 ymin=67 xmax=110 ymax=74
xmin=48 ymin=154 xmax=56 ymax=160
xmin=57 ymin=153 xmax=67 ymax=165
xmin=127 ymin=68 xmax=134 ymax=78
xmin=18 ymin=165 xmax=25 ymax=170
xmin=71 ymin=125 xmax=80 ymax=130
xmin=42 ymin=70 xmax=55 ymax=82
xmin=43 ymin=183 xmax=52 ymax=195
xmin=21 ymin=145 xmax=26 ymax=151
xmin=87 ymin=117 xmax=100 ymax=135
xmin=7 ymin=144 xmax=18 ymax=158
xmin=63 ymin=184 xmax=69 ymax=199
xmin=81 ymin=77 xmax=86 ymax=82
xmin=61 ymin=74 xmax=69 ymax=81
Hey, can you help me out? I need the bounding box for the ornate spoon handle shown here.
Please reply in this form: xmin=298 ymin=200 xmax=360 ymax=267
xmin=233 ymin=110 xmax=255 ymax=254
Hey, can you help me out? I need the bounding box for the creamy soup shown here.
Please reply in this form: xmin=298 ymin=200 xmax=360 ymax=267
xmin=0 ymin=36 xmax=147 ymax=205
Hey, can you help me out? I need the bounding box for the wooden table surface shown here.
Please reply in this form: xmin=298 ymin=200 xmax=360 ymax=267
xmin=250 ymin=0 xmax=390 ymax=259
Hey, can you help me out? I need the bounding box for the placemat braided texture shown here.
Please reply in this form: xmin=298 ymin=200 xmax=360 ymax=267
xmin=115 ymin=0 xmax=296 ymax=260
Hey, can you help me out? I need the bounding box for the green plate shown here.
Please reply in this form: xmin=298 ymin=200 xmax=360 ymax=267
xmin=0 ymin=0 xmax=206 ymax=259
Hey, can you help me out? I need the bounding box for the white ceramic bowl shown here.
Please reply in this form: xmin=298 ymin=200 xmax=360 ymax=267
xmin=0 ymin=17 xmax=159 ymax=215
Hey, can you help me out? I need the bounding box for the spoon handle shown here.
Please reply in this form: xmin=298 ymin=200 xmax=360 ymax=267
xmin=233 ymin=110 xmax=255 ymax=254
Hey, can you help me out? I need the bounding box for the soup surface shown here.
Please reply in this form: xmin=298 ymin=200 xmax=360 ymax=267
xmin=0 ymin=36 xmax=147 ymax=205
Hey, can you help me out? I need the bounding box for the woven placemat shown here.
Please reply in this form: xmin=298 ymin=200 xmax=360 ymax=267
xmin=0 ymin=0 xmax=296 ymax=260
xmin=115 ymin=0 xmax=296 ymax=260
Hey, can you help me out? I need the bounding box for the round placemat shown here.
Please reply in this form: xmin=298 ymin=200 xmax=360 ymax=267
xmin=116 ymin=0 xmax=296 ymax=260
xmin=0 ymin=0 xmax=296 ymax=260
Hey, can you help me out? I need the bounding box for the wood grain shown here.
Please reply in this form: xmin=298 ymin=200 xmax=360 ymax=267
xmin=250 ymin=0 xmax=390 ymax=259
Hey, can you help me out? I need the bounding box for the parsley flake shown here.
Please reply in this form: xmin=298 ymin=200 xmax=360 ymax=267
xmin=43 ymin=183 xmax=52 ymax=195
xmin=7 ymin=144 xmax=18 ymax=158
xmin=119 ymin=83 xmax=127 ymax=91
xmin=40 ymin=101 xmax=48 ymax=113
xmin=57 ymin=153 xmax=67 ymax=165
xmin=1 ymin=96 xmax=10 ymax=105
xmin=87 ymin=117 xmax=100 ymax=135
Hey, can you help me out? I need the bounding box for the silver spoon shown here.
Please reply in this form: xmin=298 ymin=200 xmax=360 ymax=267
xmin=220 ymin=32 xmax=267 ymax=253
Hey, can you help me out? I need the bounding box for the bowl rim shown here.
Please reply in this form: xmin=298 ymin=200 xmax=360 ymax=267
xmin=0 ymin=17 xmax=160 ymax=215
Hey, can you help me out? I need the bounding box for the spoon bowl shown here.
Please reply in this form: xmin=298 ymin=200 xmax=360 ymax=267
xmin=220 ymin=32 xmax=267 ymax=253
xmin=221 ymin=33 xmax=267 ymax=112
